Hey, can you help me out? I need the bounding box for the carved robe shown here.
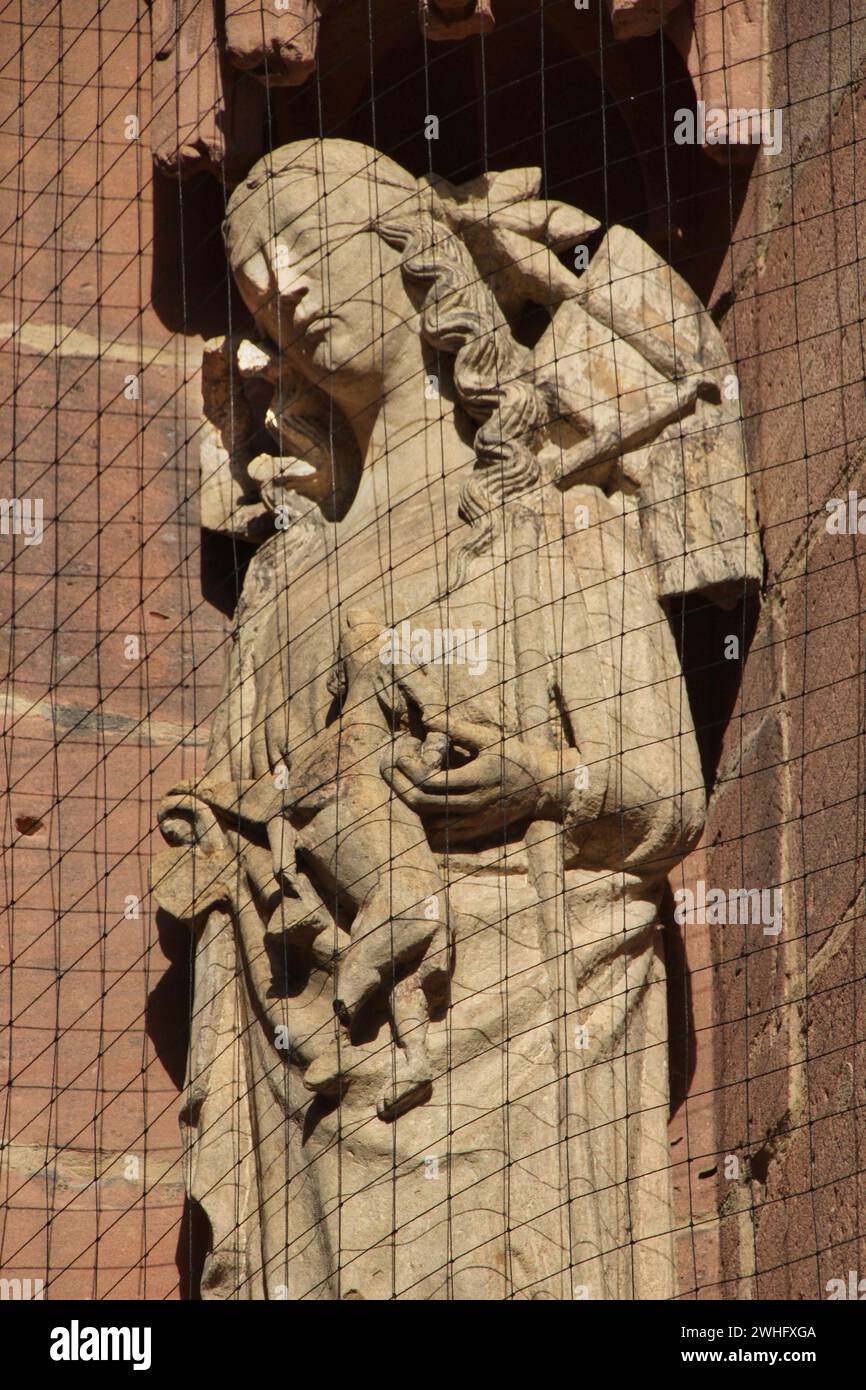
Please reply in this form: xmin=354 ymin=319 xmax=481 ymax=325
xmin=152 ymin=139 xmax=761 ymax=1299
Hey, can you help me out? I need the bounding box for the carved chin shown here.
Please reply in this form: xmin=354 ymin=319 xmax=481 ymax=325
xmin=295 ymin=322 xmax=381 ymax=385
xmin=298 ymin=337 xmax=337 ymax=376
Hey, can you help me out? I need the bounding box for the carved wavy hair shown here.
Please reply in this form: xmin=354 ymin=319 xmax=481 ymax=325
xmin=225 ymin=141 xmax=554 ymax=583
xmin=378 ymin=206 xmax=553 ymax=585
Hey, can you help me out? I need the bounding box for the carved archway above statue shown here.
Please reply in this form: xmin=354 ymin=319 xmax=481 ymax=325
xmin=150 ymin=0 xmax=769 ymax=183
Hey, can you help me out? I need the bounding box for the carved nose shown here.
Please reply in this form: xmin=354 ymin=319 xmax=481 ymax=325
xmin=273 ymin=258 xmax=312 ymax=307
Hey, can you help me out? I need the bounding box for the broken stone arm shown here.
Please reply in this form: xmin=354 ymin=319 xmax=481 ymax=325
xmin=550 ymin=375 xmax=702 ymax=487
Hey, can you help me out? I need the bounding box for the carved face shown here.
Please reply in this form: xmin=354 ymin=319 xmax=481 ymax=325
xmin=231 ymin=174 xmax=417 ymax=399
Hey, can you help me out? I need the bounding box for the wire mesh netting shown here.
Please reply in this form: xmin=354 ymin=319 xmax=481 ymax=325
xmin=1 ymin=0 xmax=865 ymax=1303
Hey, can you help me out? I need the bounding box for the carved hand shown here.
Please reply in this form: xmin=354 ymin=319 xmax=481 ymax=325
xmin=382 ymin=733 xmax=565 ymax=841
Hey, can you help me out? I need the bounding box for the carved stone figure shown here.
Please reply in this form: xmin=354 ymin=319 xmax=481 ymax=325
xmin=152 ymin=138 xmax=761 ymax=1299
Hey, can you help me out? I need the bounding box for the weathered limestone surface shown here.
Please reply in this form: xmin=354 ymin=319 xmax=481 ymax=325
xmin=152 ymin=137 xmax=760 ymax=1298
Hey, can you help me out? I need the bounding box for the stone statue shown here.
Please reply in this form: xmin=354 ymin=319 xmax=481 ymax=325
xmin=152 ymin=138 xmax=761 ymax=1299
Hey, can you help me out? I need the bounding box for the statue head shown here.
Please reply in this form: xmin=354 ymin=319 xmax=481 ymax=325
xmin=223 ymin=138 xmax=597 ymax=570
xmin=224 ymin=140 xmax=429 ymax=403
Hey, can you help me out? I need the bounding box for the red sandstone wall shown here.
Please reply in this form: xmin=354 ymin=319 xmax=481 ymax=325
xmin=698 ymin=0 xmax=866 ymax=1298
xmin=0 ymin=0 xmax=223 ymax=1298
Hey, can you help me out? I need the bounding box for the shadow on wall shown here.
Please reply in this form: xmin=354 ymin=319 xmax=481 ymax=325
xmin=200 ymin=529 xmax=258 ymax=618
xmin=664 ymin=588 xmax=761 ymax=1115
xmin=146 ymin=909 xmax=194 ymax=1092
xmin=176 ymin=1200 xmax=210 ymax=1302
xmin=151 ymin=171 xmax=241 ymax=339
xmin=146 ymin=911 xmax=211 ymax=1297
xmin=670 ymin=590 xmax=761 ymax=795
